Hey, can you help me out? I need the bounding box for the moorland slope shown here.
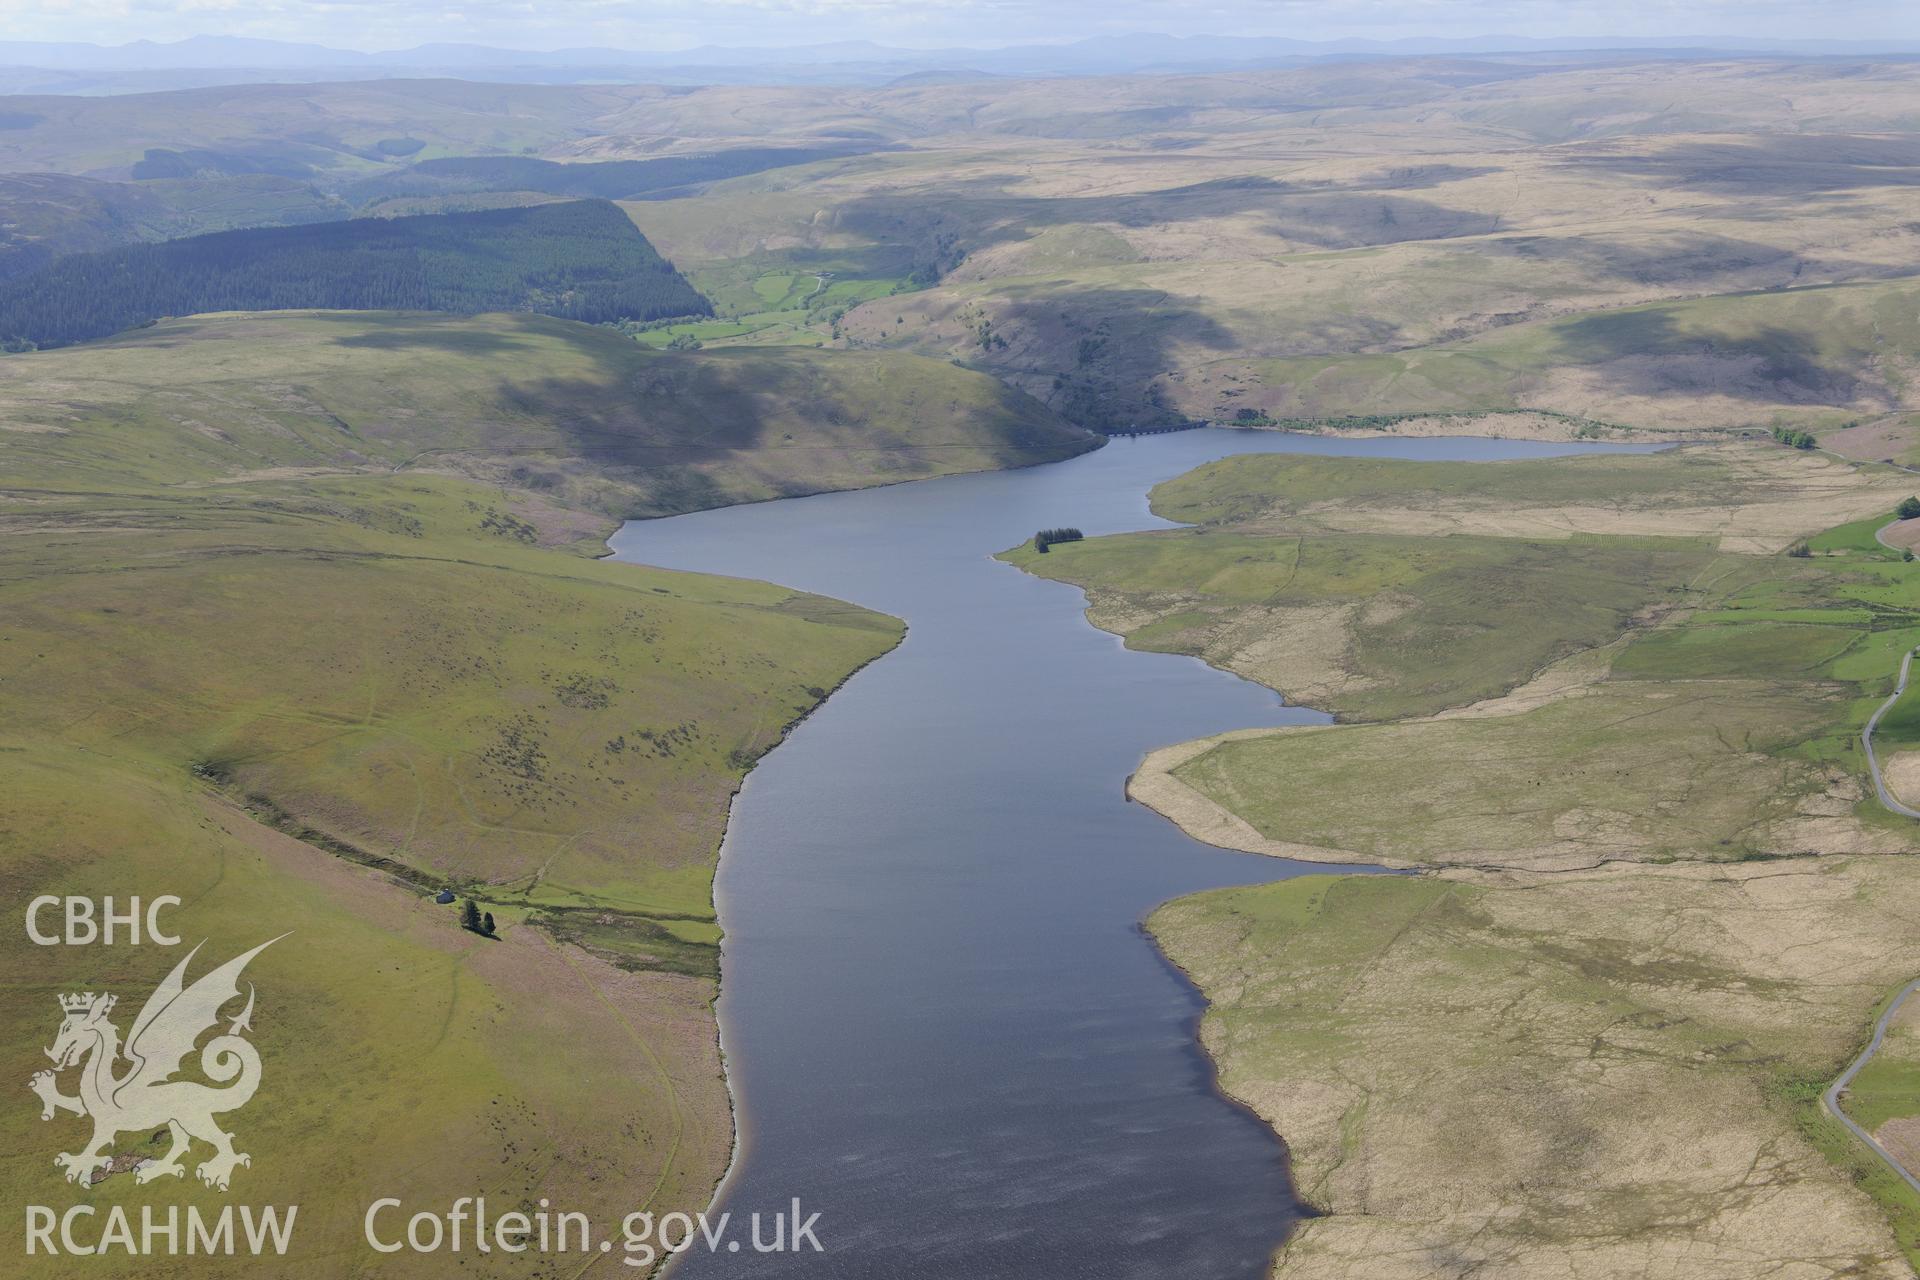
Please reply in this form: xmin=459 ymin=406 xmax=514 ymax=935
xmin=0 ymin=309 xmax=1094 ymax=512
xmin=0 ymin=308 xmax=1086 ymax=1273
xmin=1009 ymin=446 xmax=1920 ymax=1275
xmin=7 ymin=59 xmax=1920 ymax=444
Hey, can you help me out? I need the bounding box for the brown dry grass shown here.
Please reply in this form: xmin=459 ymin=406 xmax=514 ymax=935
xmin=1156 ymin=856 xmax=1920 ymax=1280
xmin=1827 ymin=418 xmax=1920 ymax=467
xmin=1885 ymin=753 xmax=1920 ymax=809
xmin=1210 ymin=445 xmax=1911 ymax=554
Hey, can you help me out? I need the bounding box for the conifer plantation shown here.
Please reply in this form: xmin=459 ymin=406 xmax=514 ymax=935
xmin=0 ymin=198 xmax=709 ymax=349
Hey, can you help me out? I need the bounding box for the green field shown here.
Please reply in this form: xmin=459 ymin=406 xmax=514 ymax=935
xmin=633 ymin=258 xmax=918 ymax=351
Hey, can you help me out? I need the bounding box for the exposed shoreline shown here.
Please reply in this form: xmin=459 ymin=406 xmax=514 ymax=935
xmin=1239 ymin=411 xmax=1699 ymax=446
xmin=1126 ymin=728 xmax=1407 ymax=869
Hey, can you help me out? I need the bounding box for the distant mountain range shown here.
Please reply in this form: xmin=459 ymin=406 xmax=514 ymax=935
xmin=1 ymin=32 xmax=1915 ymax=95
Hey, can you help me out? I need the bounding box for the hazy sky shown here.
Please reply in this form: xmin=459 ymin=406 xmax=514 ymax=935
xmin=5 ymin=0 xmax=1917 ymax=53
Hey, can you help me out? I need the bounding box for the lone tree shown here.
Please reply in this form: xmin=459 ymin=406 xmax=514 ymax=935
xmin=482 ymin=911 xmax=496 ymax=937
xmin=1898 ymin=496 xmax=1920 ymax=521
xmin=461 ymin=898 xmax=483 ymax=933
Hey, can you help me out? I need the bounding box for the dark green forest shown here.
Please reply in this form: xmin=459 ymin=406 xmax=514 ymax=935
xmin=349 ymin=147 xmax=869 ymax=205
xmin=0 ymin=199 xmax=710 ymax=350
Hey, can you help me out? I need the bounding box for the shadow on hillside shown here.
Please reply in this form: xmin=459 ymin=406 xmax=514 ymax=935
xmin=972 ymin=62 xmax=1545 ymax=142
xmin=481 ymin=340 xmax=1090 ymax=515
xmin=985 ymin=286 xmax=1240 ymax=428
xmin=750 ymin=241 xmax=924 ymax=279
xmin=480 ymin=364 xmax=760 ymax=515
xmin=1149 ymin=165 xmax=1497 ymax=197
xmin=830 ymin=174 xmax=1489 ymax=281
xmin=1560 ymin=135 xmax=1920 ymax=195
xmin=1553 ymin=308 xmax=1864 ymax=404
xmin=1493 ymin=232 xmax=1804 ymax=287
xmin=325 ymin=320 xmax=540 ymax=357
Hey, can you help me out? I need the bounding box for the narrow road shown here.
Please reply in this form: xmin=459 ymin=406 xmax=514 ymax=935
xmin=1825 ymin=977 xmax=1920 ymax=1197
xmin=1862 ymin=644 xmax=1920 ymax=820
xmin=1839 ymin=592 xmax=1920 ymax=1193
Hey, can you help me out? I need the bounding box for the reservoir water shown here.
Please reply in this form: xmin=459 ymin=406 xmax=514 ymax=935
xmin=610 ymin=429 xmax=1649 ymax=1278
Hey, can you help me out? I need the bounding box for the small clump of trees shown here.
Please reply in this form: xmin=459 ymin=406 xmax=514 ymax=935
xmin=460 ymin=898 xmax=497 ymax=937
xmin=1898 ymin=496 xmax=1920 ymax=521
xmin=1033 ymin=527 xmax=1084 ymax=554
xmin=1771 ymin=426 xmax=1818 ymax=450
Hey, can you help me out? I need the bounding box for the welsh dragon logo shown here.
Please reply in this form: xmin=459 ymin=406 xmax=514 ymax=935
xmin=30 ymin=937 xmax=283 ymax=1192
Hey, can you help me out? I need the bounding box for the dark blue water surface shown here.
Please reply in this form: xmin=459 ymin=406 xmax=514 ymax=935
xmin=611 ymin=430 xmax=1651 ymax=1279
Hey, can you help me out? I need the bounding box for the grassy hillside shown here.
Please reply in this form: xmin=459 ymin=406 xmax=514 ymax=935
xmin=1024 ymin=446 xmax=1920 ymax=1273
xmin=0 ymin=469 xmax=901 ymax=1274
xmin=1003 ymin=446 xmax=1908 ymax=719
xmin=0 ymin=309 xmax=1096 ymax=512
xmin=8 ymin=64 xmax=1920 ymax=431
xmin=611 ymin=93 xmax=1920 ymax=430
xmin=1153 ymin=855 xmax=1920 ymax=1278
xmin=1139 ymin=446 xmax=1910 ymax=551
xmin=1143 ymin=450 xmax=1782 ymax=525
xmin=11 ymin=57 xmax=1920 ymax=1272
xmin=838 ymin=189 xmax=1920 ymax=430
xmin=1113 ymin=449 xmax=1917 ymax=867
xmin=1006 ymin=530 xmax=1711 ymax=721
xmin=0 ymin=199 xmax=709 ymax=349
xmin=1225 ymin=279 xmax=1920 ymax=433
xmin=0 ymin=295 xmax=1106 ymax=1268
xmin=0 ymin=303 xmax=1093 ymax=1271
xmin=1178 ymin=676 xmax=1850 ymax=866
xmin=0 ymin=172 xmax=343 ymax=279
